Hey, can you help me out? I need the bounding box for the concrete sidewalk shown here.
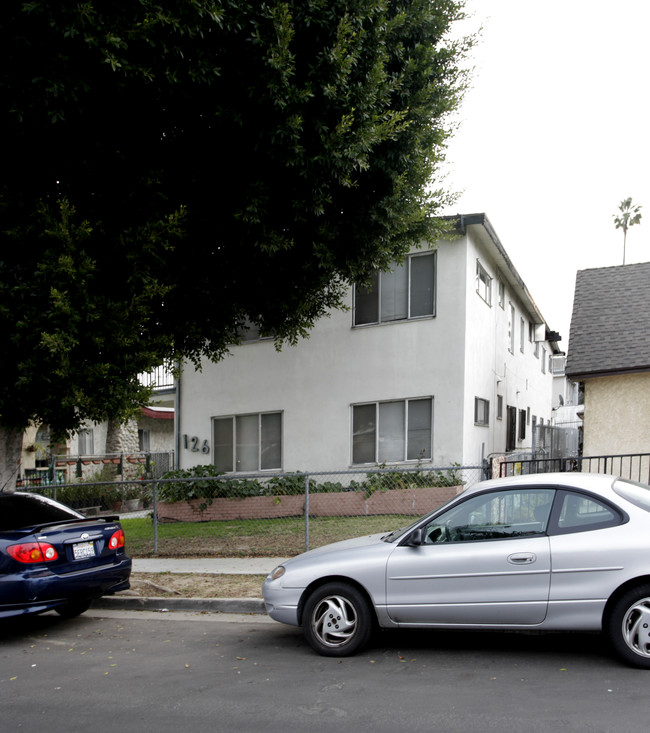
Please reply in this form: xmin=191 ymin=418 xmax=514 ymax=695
xmin=91 ymin=556 xmax=286 ymax=615
xmin=132 ymin=557 xmax=285 ymax=575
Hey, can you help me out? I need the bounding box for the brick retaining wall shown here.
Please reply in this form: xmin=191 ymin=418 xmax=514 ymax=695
xmin=157 ymin=484 xmax=462 ymax=522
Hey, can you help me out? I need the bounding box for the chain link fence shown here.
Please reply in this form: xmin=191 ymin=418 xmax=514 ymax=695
xmin=28 ymin=465 xmax=486 ymax=558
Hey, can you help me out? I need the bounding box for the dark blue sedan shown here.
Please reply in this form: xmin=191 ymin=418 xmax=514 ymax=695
xmin=0 ymin=491 xmax=131 ymax=618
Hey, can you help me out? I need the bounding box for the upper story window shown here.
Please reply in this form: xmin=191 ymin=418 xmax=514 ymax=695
xmin=508 ymin=302 xmax=516 ymax=353
xmin=239 ymin=319 xmax=274 ymax=343
xmin=213 ymin=412 xmax=282 ymax=472
xmin=352 ymin=397 xmax=432 ymax=465
xmin=476 ymin=260 xmax=492 ymax=304
xmin=353 ymin=252 xmax=435 ymax=326
xmin=498 ymin=280 xmax=505 ymax=309
xmin=550 ymin=355 xmax=566 ymax=375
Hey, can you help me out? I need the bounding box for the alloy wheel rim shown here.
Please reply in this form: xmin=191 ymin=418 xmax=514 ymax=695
xmin=622 ymin=597 xmax=650 ymax=657
xmin=311 ymin=595 xmax=357 ymax=648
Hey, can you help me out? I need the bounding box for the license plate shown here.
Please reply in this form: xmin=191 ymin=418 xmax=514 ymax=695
xmin=73 ymin=541 xmax=95 ymax=560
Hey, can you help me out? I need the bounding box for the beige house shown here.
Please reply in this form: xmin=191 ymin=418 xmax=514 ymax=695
xmin=565 ymin=263 xmax=650 ymax=464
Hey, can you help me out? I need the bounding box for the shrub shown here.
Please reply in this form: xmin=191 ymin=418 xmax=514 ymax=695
xmin=158 ymin=465 xmax=464 ymax=506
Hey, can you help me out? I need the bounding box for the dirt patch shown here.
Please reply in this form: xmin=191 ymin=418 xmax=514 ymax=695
xmin=127 ymin=572 xmax=266 ymax=598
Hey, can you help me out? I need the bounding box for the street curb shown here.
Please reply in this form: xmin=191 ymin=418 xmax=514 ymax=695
xmin=91 ymin=595 xmax=266 ymax=614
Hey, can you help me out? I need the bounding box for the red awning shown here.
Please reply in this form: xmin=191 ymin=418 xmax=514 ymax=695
xmin=140 ymin=406 xmax=174 ymax=420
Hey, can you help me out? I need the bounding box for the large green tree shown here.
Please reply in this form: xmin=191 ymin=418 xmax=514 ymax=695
xmin=1 ymin=0 xmax=470 ymax=486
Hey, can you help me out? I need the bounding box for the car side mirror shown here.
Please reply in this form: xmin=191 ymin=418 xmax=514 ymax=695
xmin=402 ymin=527 xmax=425 ymax=547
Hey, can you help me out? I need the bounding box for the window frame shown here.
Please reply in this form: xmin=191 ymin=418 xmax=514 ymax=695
xmin=550 ymin=489 xmax=627 ymax=535
xmin=351 ymin=397 xmax=433 ymax=465
xmin=239 ymin=319 xmax=274 ymax=343
xmin=474 ymin=397 xmax=490 ymax=426
xmin=78 ymin=428 xmax=94 ymax=455
xmin=406 ymin=486 xmax=627 ymax=546
xmin=419 ymin=487 xmax=556 ymax=544
xmin=353 ymin=251 xmax=436 ymax=327
xmin=212 ymin=411 xmax=283 ymax=473
xmin=138 ymin=429 xmax=150 ymax=452
xmin=508 ymin=302 xmax=516 ymax=353
xmin=476 ymin=260 xmax=492 ymax=305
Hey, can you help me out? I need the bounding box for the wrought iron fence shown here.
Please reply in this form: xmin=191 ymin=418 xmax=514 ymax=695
xmin=25 ymin=465 xmax=486 ymax=558
xmin=497 ymin=453 xmax=650 ymax=484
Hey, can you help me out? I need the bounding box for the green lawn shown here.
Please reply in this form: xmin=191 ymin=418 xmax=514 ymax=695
xmin=121 ymin=513 xmax=415 ymax=558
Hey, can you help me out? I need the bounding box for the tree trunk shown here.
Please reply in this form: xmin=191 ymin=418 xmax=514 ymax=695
xmin=0 ymin=427 xmax=24 ymax=493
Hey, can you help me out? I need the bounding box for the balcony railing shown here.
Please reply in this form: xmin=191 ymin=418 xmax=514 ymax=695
xmin=139 ymin=366 xmax=175 ymax=391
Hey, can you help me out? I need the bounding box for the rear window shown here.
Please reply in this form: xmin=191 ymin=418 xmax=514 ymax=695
xmin=613 ymin=479 xmax=650 ymax=513
xmin=0 ymin=493 xmax=82 ymax=531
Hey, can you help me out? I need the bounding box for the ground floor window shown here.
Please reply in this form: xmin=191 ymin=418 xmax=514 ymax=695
xmin=474 ymin=397 xmax=490 ymax=426
xmin=78 ymin=428 xmax=94 ymax=455
xmin=213 ymin=412 xmax=282 ymax=472
xmin=138 ymin=429 xmax=150 ymax=452
xmin=352 ymin=398 xmax=432 ymax=465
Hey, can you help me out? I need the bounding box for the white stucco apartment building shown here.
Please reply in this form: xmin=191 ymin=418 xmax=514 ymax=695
xmin=176 ymin=214 xmax=561 ymax=474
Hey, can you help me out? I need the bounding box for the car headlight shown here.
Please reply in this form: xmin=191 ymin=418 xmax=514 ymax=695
xmin=269 ymin=565 xmax=286 ymax=581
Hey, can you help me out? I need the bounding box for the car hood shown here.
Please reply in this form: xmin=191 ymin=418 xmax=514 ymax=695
xmin=275 ymin=532 xmax=396 ymax=588
xmin=290 ymin=532 xmax=389 ymax=562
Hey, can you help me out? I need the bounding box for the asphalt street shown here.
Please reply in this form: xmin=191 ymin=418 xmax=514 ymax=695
xmin=1 ymin=608 xmax=649 ymax=733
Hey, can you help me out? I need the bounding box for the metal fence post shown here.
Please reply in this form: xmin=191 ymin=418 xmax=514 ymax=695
xmin=152 ymin=480 xmax=158 ymax=555
xmin=304 ymin=473 xmax=310 ymax=553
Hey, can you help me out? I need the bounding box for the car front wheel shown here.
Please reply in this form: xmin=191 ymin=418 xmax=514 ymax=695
xmin=607 ymin=584 xmax=650 ymax=668
xmin=302 ymin=582 xmax=373 ymax=657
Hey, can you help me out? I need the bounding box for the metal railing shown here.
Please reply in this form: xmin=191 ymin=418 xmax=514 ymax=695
xmin=497 ymin=453 xmax=650 ymax=484
xmin=17 ymin=451 xmax=175 ymax=488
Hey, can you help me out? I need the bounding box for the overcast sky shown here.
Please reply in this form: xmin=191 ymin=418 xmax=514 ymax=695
xmin=441 ymin=0 xmax=650 ymax=346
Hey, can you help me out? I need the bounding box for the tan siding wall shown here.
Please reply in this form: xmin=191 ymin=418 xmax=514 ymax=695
xmin=583 ymin=372 xmax=650 ymax=455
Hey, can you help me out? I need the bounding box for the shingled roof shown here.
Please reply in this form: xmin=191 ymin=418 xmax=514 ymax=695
xmin=565 ymin=262 xmax=650 ymax=379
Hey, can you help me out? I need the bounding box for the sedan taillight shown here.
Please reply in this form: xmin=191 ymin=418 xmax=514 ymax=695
xmin=8 ymin=542 xmax=59 ymax=564
xmin=108 ymin=529 xmax=125 ymax=550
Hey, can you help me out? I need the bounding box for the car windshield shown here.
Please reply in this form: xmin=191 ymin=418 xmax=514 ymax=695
xmin=613 ymin=478 xmax=650 ymax=513
xmin=0 ymin=493 xmax=83 ymax=531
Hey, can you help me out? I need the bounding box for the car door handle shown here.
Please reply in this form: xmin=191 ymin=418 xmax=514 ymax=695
xmin=507 ymin=553 xmax=537 ymax=565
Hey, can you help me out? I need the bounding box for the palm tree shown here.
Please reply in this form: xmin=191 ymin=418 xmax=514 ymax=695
xmin=613 ymin=197 xmax=642 ymax=265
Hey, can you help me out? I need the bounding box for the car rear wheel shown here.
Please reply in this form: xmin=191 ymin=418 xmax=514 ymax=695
xmin=55 ymin=599 xmax=92 ymax=618
xmin=606 ymin=584 xmax=650 ymax=668
xmin=302 ymin=582 xmax=373 ymax=657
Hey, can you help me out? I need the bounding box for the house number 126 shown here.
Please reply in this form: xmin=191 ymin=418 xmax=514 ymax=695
xmin=183 ymin=435 xmax=210 ymax=453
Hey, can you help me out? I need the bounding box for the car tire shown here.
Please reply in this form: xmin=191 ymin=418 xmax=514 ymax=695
xmin=302 ymin=582 xmax=374 ymax=657
xmin=606 ymin=584 xmax=650 ymax=668
xmin=54 ymin=599 xmax=92 ymax=618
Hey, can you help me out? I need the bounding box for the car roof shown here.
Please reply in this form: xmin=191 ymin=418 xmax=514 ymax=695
xmin=465 ymin=472 xmax=619 ymax=499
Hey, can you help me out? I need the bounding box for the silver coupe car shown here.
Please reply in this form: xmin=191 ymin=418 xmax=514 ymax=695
xmin=263 ymin=473 xmax=650 ymax=667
